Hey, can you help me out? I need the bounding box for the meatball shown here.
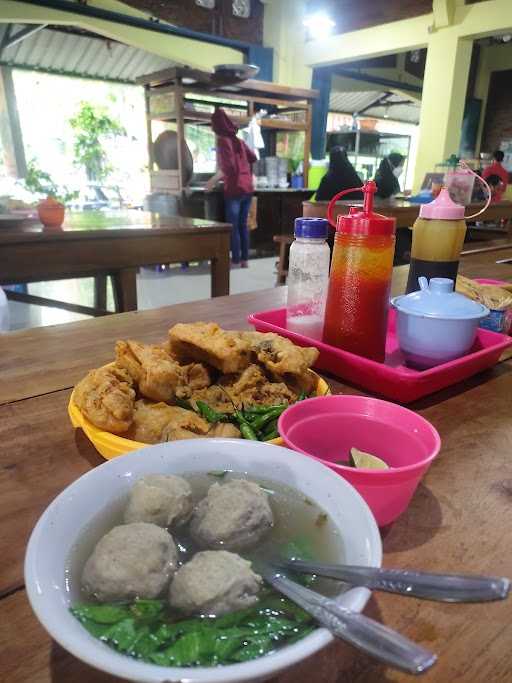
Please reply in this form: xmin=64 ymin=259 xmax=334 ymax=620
xmin=190 ymin=479 xmax=273 ymax=550
xmin=169 ymin=550 xmax=262 ymax=616
xmin=124 ymin=474 xmax=193 ymax=528
xmin=82 ymin=522 xmax=177 ymax=601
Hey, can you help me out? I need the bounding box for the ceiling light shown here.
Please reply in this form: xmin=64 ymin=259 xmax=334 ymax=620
xmin=303 ymin=11 xmax=335 ymax=40
xmin=384 ymin=104 xmax=390 ymax=119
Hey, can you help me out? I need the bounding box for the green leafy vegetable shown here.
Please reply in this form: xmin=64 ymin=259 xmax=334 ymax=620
xmin=70 ymin=591 xmax=316 ymax=668
xmin=71 ymin=603 xmax=130 ymax=624
xmin=281 ymin=537 xmax=314 ymax=562
xmin=281 ymin=537 xmax=317 ymax=586
xmin=130 ymin=599 xmax=165 ymax=621
xmin=103 ymin=618 xmax=139 ymax=652
xmin=73 ymin=616 xmax=112 ymax=638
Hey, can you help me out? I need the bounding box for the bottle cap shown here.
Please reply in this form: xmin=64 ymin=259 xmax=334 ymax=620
xmin=294 ymin=217 xmax=328 ymax=239
xmin=419 ymin=188 xmax=465 ymax=219
xmin=336 ymin=180 xmax=396 ymax=236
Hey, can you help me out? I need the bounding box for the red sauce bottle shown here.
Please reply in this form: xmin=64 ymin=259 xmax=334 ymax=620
xmin=323 ymin=181 xmax=396 ymax=362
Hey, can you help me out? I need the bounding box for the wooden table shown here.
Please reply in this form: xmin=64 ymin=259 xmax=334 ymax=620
xmin=1 ymin=249 xmax=511 ymax=682
xmin=0 ymin=210 xmax=231 ymax=316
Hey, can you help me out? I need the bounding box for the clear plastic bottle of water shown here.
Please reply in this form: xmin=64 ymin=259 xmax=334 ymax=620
xmin=286 ymin=218 xmax=330 ymax=340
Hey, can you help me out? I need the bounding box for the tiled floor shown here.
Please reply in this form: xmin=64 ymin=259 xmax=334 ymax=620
xmin=5 ymin=257 xmax=278 ymax=332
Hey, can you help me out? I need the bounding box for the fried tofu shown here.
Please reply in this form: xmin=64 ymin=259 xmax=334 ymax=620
xmin=169 ymin=322 xmax=251 ymax=374
xmin=131 ymin=400 xmax=210 ymax=444
xmin=77 ymin=322 xmax=321 ymax=442
xmin=74 ymin=365 xmax=135 ymax=434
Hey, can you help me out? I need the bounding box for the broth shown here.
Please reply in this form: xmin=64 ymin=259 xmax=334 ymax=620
xmin=68 ymin=471 xmax=345 ymax=602
xmin=67 ymin=471 xmax=346 ymax=667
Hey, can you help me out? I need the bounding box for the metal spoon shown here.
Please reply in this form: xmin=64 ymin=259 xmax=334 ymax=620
xmin=260 ymin=563 xmax=436 ymax=675
xmin=279 ymin=559 xmax=510 ymax=603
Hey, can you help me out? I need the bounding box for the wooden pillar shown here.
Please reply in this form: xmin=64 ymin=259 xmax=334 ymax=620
xmin=0 ymin=66 xmax=27 ymax=177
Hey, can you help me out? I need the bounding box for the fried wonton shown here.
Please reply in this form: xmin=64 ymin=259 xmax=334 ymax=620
xmin=169 ymin=322 xmax=251 ymax=374
xmin=219 ymin=364 xmax=296 ymax=406
xmin=191 ymin=385 xmax=236 ymax=414
xmin=242 ymin=332 xmax=319 ymax=378
xmin=238 ymin=382 xmax=296 ymax=408
xmin=116 ymin=340 xmax=210 ymax=403
xmin=74 ymin=365 xmax=135 ymax=434
xmin=218 ymin=364 xmax=267 ymax=395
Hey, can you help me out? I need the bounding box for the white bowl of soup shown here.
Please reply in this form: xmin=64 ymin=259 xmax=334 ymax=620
xmin=25 ymin=439 xmax=381 ymax=683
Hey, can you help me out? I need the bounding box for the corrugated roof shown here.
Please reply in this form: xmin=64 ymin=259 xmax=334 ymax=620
xmin=0 ymin=24 xmax=421 ymax=122
xmin=329 ymin=90 xmax=383 ymax=115
xmin=365 ymin=101 xmax=420 ymax=124
xmin=329 ymin=89 xmax=420 ymax=124
xmin=0 ymin=25 xmax=175 ymax=83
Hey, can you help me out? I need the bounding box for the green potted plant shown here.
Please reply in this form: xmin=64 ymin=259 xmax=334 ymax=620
xmin=23 ymin=160 xmax=77 ymax=228
xmin=70 ymin=101 xmax=125 ymax=182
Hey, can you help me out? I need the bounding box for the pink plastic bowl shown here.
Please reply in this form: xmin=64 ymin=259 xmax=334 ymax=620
xmin=278 ymin=395 xmax=441 ymax=527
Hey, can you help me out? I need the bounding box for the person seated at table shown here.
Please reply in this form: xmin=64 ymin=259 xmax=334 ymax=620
xmin=315 ymin=146 xmax=362 ymax=201
xmin=482 ymin=150 xmax=508 ymax=201
xmin=375 ymin=153 xmax=404 ymax=199
xmin=485 ymin=174 xmax=506 ymax=203
xmin=206 ymin=108 xmax=257 ymax=269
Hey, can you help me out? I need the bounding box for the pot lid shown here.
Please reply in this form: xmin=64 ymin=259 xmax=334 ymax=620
xmin=392 ymin=277 xmax=489 ymax=319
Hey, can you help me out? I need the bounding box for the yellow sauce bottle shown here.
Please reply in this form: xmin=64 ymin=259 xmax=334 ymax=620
xmin=406 ymin=189 xmax=467 ymax=294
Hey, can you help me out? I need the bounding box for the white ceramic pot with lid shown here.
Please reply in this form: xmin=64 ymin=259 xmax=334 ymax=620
xmin=391 ymin=277 xmax=489 ymax=369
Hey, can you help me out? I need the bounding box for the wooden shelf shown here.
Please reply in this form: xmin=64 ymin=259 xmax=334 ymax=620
xmin=150 ymin=108 xmax=306 ymax=131
xmin=141 ymin=66 xmax=317 ymax=191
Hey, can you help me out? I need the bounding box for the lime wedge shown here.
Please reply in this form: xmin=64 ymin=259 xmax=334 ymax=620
xmin=349 ymin=447 xmax=389 ymax=470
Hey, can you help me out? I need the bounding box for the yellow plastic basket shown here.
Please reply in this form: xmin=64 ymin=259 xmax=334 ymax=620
xmin=68 ymin=371 xmax=330 ymax=460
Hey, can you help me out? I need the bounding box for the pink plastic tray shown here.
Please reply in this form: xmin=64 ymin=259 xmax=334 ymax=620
xmin=248 ymin=308 xmax=512 ymax=403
